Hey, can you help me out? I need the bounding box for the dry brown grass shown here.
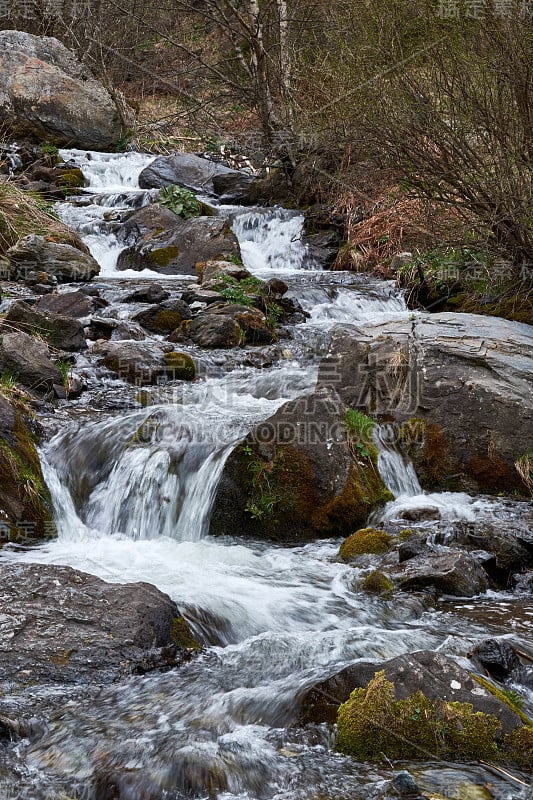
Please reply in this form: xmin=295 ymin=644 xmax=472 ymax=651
xmin=0 ymin=178 xmax=86 ymax=255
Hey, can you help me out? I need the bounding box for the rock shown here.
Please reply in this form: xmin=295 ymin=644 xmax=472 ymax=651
xmin=122 ymin=284 xmax=170 ymax=304
xmin=389 ymin=771 xmax=425 ymax=798
xmin=0 ymin=563 xmax=198 ymax=684
xmin=400 ymin=506 xmax=441 ymax=522
xmin=211 ymin=171 xmax=257 ymax=203
xmin=339 ymin=528 xmax=393 ymax=561
xmin=210 ymin=390 xmax=393 ymax=542
xmin=116 ymin=205 xmax=240 ymax=276
xmin=36 ymin=290 xmax=93 ymax=318
xmin=471 ymin=639 xmax=521 ymax=682
xmin=87 ymin=317 xmax=146 ymax=342
xmin=198 ymin=259 xmax=251 ymax=284
xmin=7 ymin=235 xmax=100 ymax=282
xmin=163 ymin=351 xmax=196 ymax=381
xmin=138 ymin=152 xmax=246 ymax=195
xmin=181 ymin=288 xmax=224 ymax=306
xmin=133 ymin=299 xmax=192 ymax=333
xmin=0 ymin=31 xmax=123 ymax=148
xmin=390 ymin=252 xmax=414 ymax=270
xmin=389 ymin=549 xmax=488 ymax=597
xmin=447 ymin=522 xmax=533 ymax=579
xmin=304 ymin=230 xmax=341 ymax=269
xmin=0 ymin=394 xmax=54 ymax=541
xmin=0 ymin=330 xmax=62 ymax=391
xmin=299 ymin=650 xmax=524 ymax=734
xmin=208 ymin=304 xmax=275 ymax=344
xmin=2 ymin=299 xmax=87 ymax=351
xmin=319 ymin=314 xmax=533 ymax=493
xmin=398 ymin=534 xmax=428 ymax=563
xmin=263 ymin=277 xmax=288 ymax=297
xmin=91 ymin=340 xmax=166 ymax=385
xmin=188 ymin=314 xmax=242 ymax=349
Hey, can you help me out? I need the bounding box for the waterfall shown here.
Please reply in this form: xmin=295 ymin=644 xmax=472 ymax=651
xmin=232 ymin=208 xmax=316 ymax=274
xmin=374 ymin=423 xmax=423 ymax=498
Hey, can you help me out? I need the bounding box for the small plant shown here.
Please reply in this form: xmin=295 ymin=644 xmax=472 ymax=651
xmin=159 ymin=185 xmax=201 ymax=219
xmin=0 ymin=370 xmax=17 ymax=394
xmin=515 ymin=453 xmax=533 ymax=496
xmin=55 ymin=359 xmax=71 ymax=387
xmin=228 ymin=254 xmax=244 ymax=266
xmin=346 ymin=409 xmax=375 ymax=459
xmin=501 ymin=688 xmax=525 ymax=711
xmin=219 ymin=285 xmax=255 ymax=306
xmin=40 ymin=143 xmax=59 ymax=159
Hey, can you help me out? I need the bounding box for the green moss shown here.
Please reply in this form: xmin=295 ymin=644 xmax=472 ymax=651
xmin=58 ymin=168 xmax=85 ymax=188
xmin=171 ymin=616 xmax=202 ymax=651
xmin=337 ymin=671 xmax=501 ymax=763
xmin=471 ymin=675 xmax=531 ymax=725
xmin=151 ymin=309 xmax=184 ymax=332
xmin=339 ymin=528 xmax=394 ymax=560
xmin=505 ymin=725 xmax=533 ymax=770
xmin=362 ymin=570 xmax=394 ymax=595
xmin=399 ymin=528 xmax=415 ymax=541
xmin=164 ymin=351 xmax=196 ymax=381
xmin=149 ymin=245 xmax=180 ymax=268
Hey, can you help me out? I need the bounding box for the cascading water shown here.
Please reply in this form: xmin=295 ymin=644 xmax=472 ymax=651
xmin=1 ymin=150 xmax=531 ymax=800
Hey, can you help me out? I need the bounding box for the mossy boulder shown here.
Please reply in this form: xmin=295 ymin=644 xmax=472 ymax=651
xmin=58 ymin=167 xmax=86 ymax=188
xmin=361 ymin=570 xmax=394 ymax=596
xmin=339 ymin=528 xmax=393 ymax=561
xmin=164 ymin=351 xmax=196 ymax=381
xmin=133 ymin=299 xmax=193 ymax=334
xmin=0 ymin=393 xmax=54 ymax=542
xmin=210 ymin=390 xmax=393 ymax=543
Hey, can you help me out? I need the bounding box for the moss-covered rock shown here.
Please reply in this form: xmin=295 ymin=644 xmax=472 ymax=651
xmin=210 ymin=391 xmax=393 ymax=543
xmin=171 ymin=616 xmax=202 ymax=651
xmin=58 ymin=167 xmax=86 ymax=188
xmin=133 ymin=299 xmax=193 ymax=334
xmin=337 ymin=671 xmax=501 ymax=763
xmin=505 ymin=725 xmax=533 ymax=771
xmin=361 ymin=570 xmax=394 ymax=596
xmin=0 ymin=392 xmax=54 ymax=542
xmin=164 ymin=351 xmax=196 ymax=381
xmin=339 ymin=528 xmax=394 ymax=561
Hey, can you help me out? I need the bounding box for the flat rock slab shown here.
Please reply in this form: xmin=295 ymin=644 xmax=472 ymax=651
xmin=0 ymin=563 xmax=189 ymax=684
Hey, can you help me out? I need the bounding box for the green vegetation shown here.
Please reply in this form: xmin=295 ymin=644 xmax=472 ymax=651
xmin=361 ymin=570 xmax=394 ymax=596
xmin=55 ymin=359 xmax=71 ymax=387
xmin=345 ymin=409 xmax=376 ymax=460
xmin=337 ymin=671 xmax=501 ymax=763
xmin=163 ymin=351 xmax=196 ymax=381
xmin=159 ymin=185 xmax=202 ymax=219
xmin=0 ymin=370 xmax=18 ymax=395
xmin=339 ymin=528 xmax=393 ymax=561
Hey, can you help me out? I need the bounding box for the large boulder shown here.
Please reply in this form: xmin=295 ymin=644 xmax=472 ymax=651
xmin=187 ymin=314 xmax=242 ymax=348
xmin=7 ymin=235 xmax=100 ymax=282
xmin=36 ymin=291 xmax=94 ymax=318
xmin=2 ymin=299 xmax=87 ymax=351
xmin=133 ymin=299 xmax=193 ymax=333
xmin=0 ymin=563 xmax=199 ymax=684
xmin=91 ymin=340 xmax=167 ymax=385
xmin=389 ymin=549 xmax=488 ymax=597
xmin=116 ymin=204 xmax=240 ymax=276
xmin=0 ymin=330 xmax=62 ymax=391
xmin=138 ymin=152 xmax=247 ymax=195
xmin=319 ymin=314 xmax=533 ymax=493
xmin=0 ymin=31 xmax=123 ymax=148
xmin=0 ymin=395 xmax=54 ymax=542
xmin=210 ymin=390 xmax=393 ymax=542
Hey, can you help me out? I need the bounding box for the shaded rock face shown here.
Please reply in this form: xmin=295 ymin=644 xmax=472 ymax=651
xmin=0 ymin=31 xmax=123 ymax=148
xmin=389 ymin=550 xmax=488 ymax=597
xmin=2 ymin=299 xmax=87 ymax=351
xmin=116 ymin=204 xmax=240 ymax=276
xmin=210 ymin=390 xmax=392 ymax=542
xmin=0 ymin=330 xmax=62 ymax=391
xmin=0 ymin=395 xmax=54 ymax=541
xmin=299 ymin=650 xmax=524 ymax=735
xmin=7 ymin=235 xmax=100 ymax=282
xmin=319 ymin=314 xmax=533 ymax=493
xmin=138 ymin=152 xmax=247 ymax=196
xmin=91 ymin=340 xmax=167 ymax=385
xmin=36 ymin=291 xmax=93 ymax=318
xmin=188 ymin=314 xmax=242 ymax=349
xmin=0 ymin=563 xmax=197 ymax=684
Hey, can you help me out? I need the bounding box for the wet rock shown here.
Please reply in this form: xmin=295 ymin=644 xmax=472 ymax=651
xmin=116 ymin=205 xmax=240 ymax=276
xmin=210 ymin=390 xmax=393 ymax=542
xmin=7 ymin=235 xmax=100 ymax=283
xmin=299 ymin=650 xmax=524 ymax=734
xmin=398 ymin=534 xmax=428 ymax=563
xmin=36 ymin=290 xmax=93 ymax=318
xmin=163 ymin=351 xmax=196 ymax=381
xmin=0 ymin=330 xmax=62 ymax=391
xmin=138 ymin=152 xmax=245 ymax=195
xmin=264 ymin=277 xmax=289 ymax=297
xmin=319 ymin=314 xmax=533 ymax=494
xmin=211 ymin=170 xmax=256 ymax=203
xmin=91 ymin=340 xmax=166 ymax=385
xmin=188 ymin=314 xmax=242 ymax=349
xmin=446 ymin=522 xmax=533 ymax=580
xmin=87 ymin=317 xmax=146 ymax=342
xmin=389 ymin=771 xmax=426 ymax=799
xmin=133 ymin=298 xmax=193 ymax=333
xmin=208 ymin=304 xmax=275 ymax=344
xmin=400 ymin=506 xmax=441 ymax=522
xmin=2 ymin=299 xmax=87 ymax=351
xmin=513 ymin=571 xmax=533 ymax=593
xmin=198 ymin=258 xmax=251 ymax=284
xmin=390 ymin=549 xmax=488 ymax=597
xmin=471 ymin=639 xmax=521 ymax=682
xmin=0 ymin=394 xmax=54 ymax=541
xmin=122 ymin=284 xmax=170 ymax=304
xmin=181 ymin=288 xmax=224 ymax=306
xmin=0 ymin=563 xmax=197 ymax=684
xmin=0 ymin=31 xmax=124 ymax=148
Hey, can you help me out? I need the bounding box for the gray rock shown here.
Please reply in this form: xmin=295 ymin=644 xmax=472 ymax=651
xmin=36 ymin=291 xmax=93 ymax=318
xmin=188 ymin=314 xmax=242 ymax=348
xmin=133 ymin=299 xmax=193 ymax=333
xmin=122 ymin=284 xmax=170 ymax=304
xmin=0 ymin=31 xmax=124 ymax=148
xmin=299 ymin=650 xmax=524 ymax=734
xmin=7 ymin=235 xmax=100 ymax=283
xmin=91 ymin=340 xmax=166 ymax=385
xmin=208 ymin=304 xmax=274 ymax=345
xmin=390 ymin=549 xmax=488 ymax=597
xmin=0 ymin=563 xmax=196 ymax=684
xmin=199 ymin=258 xmax=251 ymax=284
xmin=116 ymin=205 xmax=240 ymax=276
xmin=471 ymin=638 xmax=521 ymax=682
xmin=138 ymin=152 xmax=245 ymax=195
xmin=2 ymin=299 xmax=87 ymax=351
xmin=398 ymin=534 xmax=428 ymax=563
xmin=0 ymin=330 xmax=62 ymax=390
xmin=319 ymin=314 xmax=533 ymax=493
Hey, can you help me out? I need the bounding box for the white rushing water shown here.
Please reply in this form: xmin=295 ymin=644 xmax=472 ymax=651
xmin=3 ymin=150 xmax=530 ymax=800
